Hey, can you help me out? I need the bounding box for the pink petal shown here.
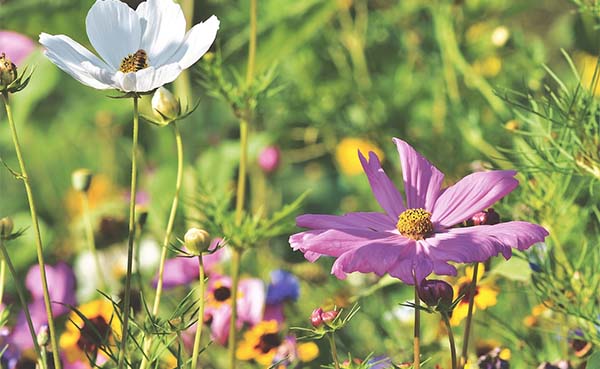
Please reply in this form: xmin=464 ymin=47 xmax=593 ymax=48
xmin=238 ymin=278 xmax=265 ymax=326
xmin=387 ymin=242 xmax=433 ymax=284
xmin=431 ymin=170 xmax=518 ymax=227
xmin=296 ymin=212 xmax=395 ymax=232
xmin=393 ymin=138 xmax=444 ymax=211
xmin=467 ymin=221 xmax=549 ymax=251
xmin=289 ymin=228 xmax=395 ymax=262
xmin=331 ymin=235 xmax=412 ymax=279
xmin=358 ymin=150 xmax=406 ymax=219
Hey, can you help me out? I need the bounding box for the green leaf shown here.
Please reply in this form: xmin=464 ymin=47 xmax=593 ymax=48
xmin=587 ymin=352 xmax=600 ymax=368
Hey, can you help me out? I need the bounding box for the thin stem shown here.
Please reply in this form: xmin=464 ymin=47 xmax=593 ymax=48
xmin=246 ymin=0 xmax=257 ymax=86
xmin=327 ymin=333 xmax=340 ymax=369
xmin=117 ymin=96 xmax=140 ymax=369
xmin=152 ymin=122 xmax=184 ymax=315
xmin=2 ymin=92 xmax=61 ymax=369
xmin=191 ymin=255 xmax=206 ymax=369
xmin=81 ymin=192 xmax=106 ymax=290
xmin=227 ymin=248 xmax=241 ymax=369
xmin=139 ymin=122 xmax=185 ymax=369
xmin=413 ymin=282 xmax=421 ymax=369
xmin=442 ymin=313 xmax=458 ymax=369
xmin=460 ymin=263 xmax=480 ymax=367
xmin=0 ymin=239 xmax=45 ymax=368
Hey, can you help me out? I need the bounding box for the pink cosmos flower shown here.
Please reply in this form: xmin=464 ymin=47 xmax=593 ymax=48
xmin=289 ymin=138 xmax=548 ymax=284
xmin=0 ymin=31 xmax=35 ymax=66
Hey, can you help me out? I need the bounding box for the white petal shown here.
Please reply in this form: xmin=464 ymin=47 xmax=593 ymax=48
xmin=86 ymin=0 xmax=142 ymax=70
xmin=136 ymin=0 xmax=186 ymax=67
xmin=166 ymin=15 xmax=219 ymax=70
xmin=114 ymin=63 xmax=182 ymax=92
xmin=39 ymin=33 xmax=115 ymax=90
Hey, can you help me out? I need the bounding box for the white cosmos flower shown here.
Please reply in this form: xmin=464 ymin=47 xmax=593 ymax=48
xmin=39 ymin=0 xmax=219 ymax=92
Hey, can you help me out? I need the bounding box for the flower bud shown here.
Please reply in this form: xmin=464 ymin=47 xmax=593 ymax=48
xmin=418 ymin=279 xmax=454 ymax=311
xmin=0 ymin=53 xmax=17 ymax=89
xmin=321 ymin=310 xmax=338 ymax=325
xmin=152 ymin=87 xmax=180 ymax=123
xmin=184 ymin=228 xmax=211 ymax=255
xmin=310 ymin=307 xmax=324 ymax=327
xmin=258 ymin=146 xmax=281 ymax=174
xmin=71 ymin=168 xmax=93 ymax=192
xmin=135 ymin=205 xmax=149 ymax=230
xmin=468 ymin=208 xmax=500 ymax=226
xmin=0 ymin=217 xmax=14 ymax=239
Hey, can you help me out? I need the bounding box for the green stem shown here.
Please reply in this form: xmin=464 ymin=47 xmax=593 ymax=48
xmin=460 ymin=263 xmax=480 ymax=368
xmin=81 ymin=192 xmax=106 ymax=290
xmin=442 ymin=313 xmax=458 ymax=369
xmin=227 ymin=1 xmax=257 ymax=366
xmin=2 ymin=92 xmax=60 ymax=369
xmin=414 ymin=282 xmax=421 ymax=369
xmin=0 ymin=239 xmax=45 ymax=368
xmin=191 ymin=255 xmax=206 ymax=369
xmin=139 ymin=122 xmax=184 ymax=369
xmin=152 ymin=122 xmax=184 ymax=315
xmin=227 ymin=248 xmax=242 ymax=369
xmin=117 ymin=96 xmax=140 ymax=369
xmin=0 ymin=258 xmax=5 ymax=305
xmin=327 ymin=333 xmax=340 ymax=369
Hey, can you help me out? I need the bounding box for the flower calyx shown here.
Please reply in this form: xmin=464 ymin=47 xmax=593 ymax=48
xmin=0 ymin=53 xmax=32 ymax=94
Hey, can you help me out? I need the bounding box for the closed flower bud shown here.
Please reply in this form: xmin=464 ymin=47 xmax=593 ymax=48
xmin=418 ymin=279 xmax=454 ymax=311
xmin=467 ymin=208 xmax=500 ymax=226
xmin=0 ymin=53 xmax=17 ymax=89
xmin=310 ymin=307 xmax=324 ymax=327
xmin=71 ymin=168 xmax=93 ymax=192
xmin=0 ymin=217 xmax=14 ymax=238
xmin=135 ymin=205 xmax=149 ymax=230
xmin=152 ymin=87 xmax=180 ymax=123
xmin=184 ymin=228 xmax=211 ymax=255
xmin=258 ymin=146 xmax=281 ymax=174
xmin=321 ymin=310 xmax=338 ymax=325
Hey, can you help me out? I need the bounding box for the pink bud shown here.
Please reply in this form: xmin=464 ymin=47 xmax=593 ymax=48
xmin=310 ymin=308 xmax=324 ymax=327
xmin=321 ymin=310 xmax=338 ymax=324
xmin=258 ymin=146 xmax=281 ymax=174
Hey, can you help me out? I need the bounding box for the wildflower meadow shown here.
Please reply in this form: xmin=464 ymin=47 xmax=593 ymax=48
xmin=1 ymin=0 xmax=600 ymax=368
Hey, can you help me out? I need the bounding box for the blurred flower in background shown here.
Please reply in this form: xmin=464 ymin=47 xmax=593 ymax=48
xmin=0 ymin=30 xmax=35 ymax=65
xmin=258 ymin=146 xmax=281 ymax=174
xmin=335 ymin=137 xmax=384 ymax=176
xmin=450 ymin=264 xmax=498 ymax=326
xmin=263 ymin=270 xmax=300 ymax=324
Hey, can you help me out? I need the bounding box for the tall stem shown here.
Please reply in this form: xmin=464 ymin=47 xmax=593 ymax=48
xmin=2 ymin=92 xmax=61 ymax=369
xmin=442 ymin=313 xmax=458 ymax=369
xmin=81 ymin=192 xmax=106 ymax=290
xmin=139 ymin=123 xmax=184 ymax=369
xmin=460 ymin=263 xmax=480 ymax=367
xmin=228 ymin=1 xmax=257 ymax=368
xmin=152 ymin=122 xmax=184 ymax=314
xmin=413 ymin=283 xmax=421 ymax=369
xmin=117 ymin=96 xmax=140 ymax=369
xmin=191 ymin=255 xmax=206 ymax=369
xmin=327 ymin=333 xmax=340 ymax=369
xmin=0 ymin=240 xmax=44 ymax=368
xmin=0 ymin=258 xmax=5 ymax=305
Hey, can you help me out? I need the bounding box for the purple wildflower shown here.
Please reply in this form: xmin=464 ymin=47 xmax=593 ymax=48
xmin=258 ymin=146 xmax=281 ymax=174
xmin=290 ymin=138 xmax=548 ymax=284
xmin=0 ymin=31 xmax=35 ymax=66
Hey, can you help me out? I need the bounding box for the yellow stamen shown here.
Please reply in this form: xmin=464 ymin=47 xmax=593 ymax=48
xmin=396 ymin=208 xmax=433 ymax=240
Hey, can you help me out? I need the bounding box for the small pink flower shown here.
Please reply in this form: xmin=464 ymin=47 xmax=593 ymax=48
xmin=290 ymin=138 xmax=548 ymax=284
xmin=310 ymin=308 xmax=324 ymax=327
xmin=258 ymin=146 xmax=281 ymax=174
xmin=0 ymin=31 xmax=35 ymax=66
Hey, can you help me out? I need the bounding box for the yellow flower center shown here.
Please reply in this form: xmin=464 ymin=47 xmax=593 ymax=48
xmin=119 ymin=49 xmax=149 ymax=73
xmin=396 ymin=208 xmax=433 ymax=240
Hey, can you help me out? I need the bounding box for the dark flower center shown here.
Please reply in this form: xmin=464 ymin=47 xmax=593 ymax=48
xmin=254 ymin=333 xmax=282 ymax=353
xmin=119 ymin=49 xmax=149 ymax=73
xmin=213 ymin=286 xmax=231 ymax=302
xmin=77 ymin=316 xmax=111 ymax=354
xmin=396 ymin=208 xmax=433 ymax=240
